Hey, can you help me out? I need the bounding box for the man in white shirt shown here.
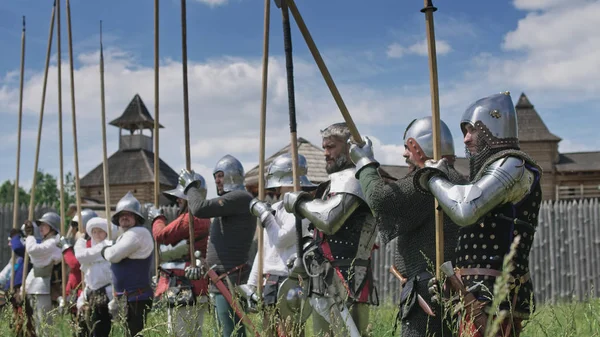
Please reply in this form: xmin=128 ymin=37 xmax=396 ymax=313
xmin=242 ymin=153 xmax=316 ymax=336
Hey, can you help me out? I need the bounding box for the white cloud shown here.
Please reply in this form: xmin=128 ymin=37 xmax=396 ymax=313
xmin=193 ymin=0 xmax=229 ymax=7
xmin=512 ymin=0 xmax=574 ymax=11
xmin=480 ymin=1 xmax=600 ymax=98
xmin=386 ymin=39 xmax=452 ymax=59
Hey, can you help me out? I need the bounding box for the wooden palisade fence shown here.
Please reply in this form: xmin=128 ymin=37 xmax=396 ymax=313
xmin=0 ymin=199 xmax=598 ymax=305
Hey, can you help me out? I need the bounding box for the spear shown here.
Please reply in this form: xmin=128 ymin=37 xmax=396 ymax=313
xmin=255 ymin=0 xmax=271 ymax=299
xmin=180 ymin=0 xmax=197 ymax=270
xmin=154 ymin=0 xmax=160 ymax=278
xmin=56 ymin=0 xmax=68 ymax=302
xmin=284 ymin=0 xmax=363 ymax=145
xmin=66 ymin=0 xmax=83 ymax=236
xmin=21 ymin=0 xmax=57 ymax=302
xmin=10 ymin=16 xmax=26 ymax=293
xmin=278 ymin=0 xmax=303 ymax=272
xmin=421 ymin=0 xmax=445 ymax=279
xmin=99 ymin=21 xmax=112 ymax=241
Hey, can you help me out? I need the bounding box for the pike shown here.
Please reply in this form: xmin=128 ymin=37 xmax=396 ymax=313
xmin=179 ymin=0 xmax=197 ymax=268
xmin=99 ymin=21 xmax=112 ymax=247
xmin=283 ymin=0 xmax=363 ymax=145
xmin=10 ymin=16 xmax=26 ymax=293
xmin=421 ymin=0 xmax=445 ymax=280
xmin=389 ymin=265 xmax=436 ymax=317
xmin=21 ymin=0 xmax=57 ymax=303
xmin=56 ymin=0 xmax=68 ymax=302
xmin=66 ymin=0 xmax=85 ymax=287
xmin=153 ymin=0 xmax=160 ymax=278
xmin=255 ymin=0 xmax=271 ymax=299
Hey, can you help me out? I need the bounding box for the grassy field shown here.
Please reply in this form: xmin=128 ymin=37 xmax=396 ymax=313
xmin=1 ymin=298 xmax=598 ymax=336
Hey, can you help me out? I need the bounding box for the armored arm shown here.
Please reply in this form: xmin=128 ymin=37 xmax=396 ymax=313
xmin=427 ymin=156 xmax=535 ymax=226
xmin=294 ymin=193 xmax=362 ymax=236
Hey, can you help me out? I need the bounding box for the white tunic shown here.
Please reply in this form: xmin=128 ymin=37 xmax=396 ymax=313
xmin=248 ymin=201 xmax=311 ymax=286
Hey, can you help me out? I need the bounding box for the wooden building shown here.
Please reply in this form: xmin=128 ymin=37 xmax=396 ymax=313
xmin=79 ymin=94 xmax=179 ymax=206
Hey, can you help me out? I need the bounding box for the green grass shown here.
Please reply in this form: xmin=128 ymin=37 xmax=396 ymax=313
xmin=0 ymin=298 xmax=598 ymax=336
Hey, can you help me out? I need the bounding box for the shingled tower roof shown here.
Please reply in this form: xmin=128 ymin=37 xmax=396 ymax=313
xmin=515 ymin=93 xmax=561 ymax=142
xmin=109 ymin=94 xmax=164 ymax=131
xmin=81 ymin=94 xmax=177 ymax=194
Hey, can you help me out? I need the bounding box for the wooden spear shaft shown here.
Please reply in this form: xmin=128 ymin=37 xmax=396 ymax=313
xmin=99 ymin=21 xmax=112 ymax=241
xmin=56 ymin=0 xmax=68 ymax=302
xmin=285 ymin=0 xmax=363 ymax=145
xmin=154 ymin=0 xmax=160 ymax=278
xmin=422 ymin=0 xmax=444 ymax=279
xmin=180 ymin=0 xmax=196 ymax=266
xmin=255 ymin=0 xmax=271 ymax=299
xmin=66 ymin=0 xmax=86 ymax=290
xmin=66 ymin=0 xmax=83 ymax=235
xmin=10 ymin=16 xmax=26 ymax=292
xmin=22 ymin=0 xmax=57 ymax=301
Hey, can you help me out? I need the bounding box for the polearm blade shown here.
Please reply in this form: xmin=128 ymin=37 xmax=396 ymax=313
xmin=153 ymin=0 xmax=160 ymax=278
xmin=421 ymin=0 xmax=444 ymax=279
xmin=56 ymin=0 xmax=68 ymax=302
xmin=180 ymin=0 xmax=196 ymax=269
xmin=285 ymin=0 xmax=363 ymax=145
xmin=10 ymin=15 xmax=26 ymax=293
xmin=22 ymin=0 xmax=57 ymax=301
xmin=66 ymin=0 xmax=85 ymax=289
xmin=256 ymin=0 xmax=271 ymax=299
xmin=99 ymin=21 xmax=112 ymax=240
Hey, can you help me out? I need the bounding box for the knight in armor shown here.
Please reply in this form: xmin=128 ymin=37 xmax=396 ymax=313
xmin=74 ymin=217 xmax=118 ymax=337
xmin=179 ymin=154 xmax=256 ymax=337
xmin=348 ymin=117 xmax=465 ymax=337
xmin=241 ymin=153 xmax=316 ymax=336
xmin=414 ymin=92 xmax=542 ymax=337
xmin=282 ymin=122 xmax=379 ymax=337
xmin=149 ymin=172 xmax=211 ymax=337
xmin=101 ymin=191 xmax=154 ymax=337
xmin=56 ymin=209 xmax=98 ymax=317
xmin=23 ymin=212 xmax=63 ymax=336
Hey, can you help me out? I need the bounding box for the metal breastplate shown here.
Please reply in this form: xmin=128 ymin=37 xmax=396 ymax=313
xmin=456 ymin=165 xmax=541 ymax=315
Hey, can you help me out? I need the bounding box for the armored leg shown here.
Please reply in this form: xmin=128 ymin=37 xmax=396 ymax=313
xmin=349 ymin=303 xmax=370 ymax=336
xmin=167 ymin=305 xmax=204 ymax=337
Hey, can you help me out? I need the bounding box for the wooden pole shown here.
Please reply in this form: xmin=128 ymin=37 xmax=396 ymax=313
xmin=66 ymin=0 xmax=83 ymax=235
xmin=421 ymin=0 xmax=444 ymax=279
xmin=154 ymin=0 xmax=160 ymax=278
xmin=99 ymin=21 xmax=112 ymax=240
xmin=180 ymin=0 xmax=196 ymax=267
xmin=66 ymin=0 xmax=86 ymax=291
xmin=285 ymin=0 xmax=362 ymax=145
xmin=255 ymin=0 xmax=271 ymax=299
xmin=22 ymin=0 xmax=57 ymax=301
xmin=10 ymin=16 xmax=26 ymax=292
xmin=56 ymin=0 xmax=68 ymax=302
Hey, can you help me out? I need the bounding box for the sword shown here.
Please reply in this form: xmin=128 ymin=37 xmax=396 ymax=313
xmin=389 ymin=265 xmax=436 ymax=317
xmin=439 ymin=261 xmax=488 ymax=333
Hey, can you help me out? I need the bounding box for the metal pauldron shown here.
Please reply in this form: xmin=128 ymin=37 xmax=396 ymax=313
xmin=428 ymin=156 xmax=535 ymax=226
xmin=298 ymin=193 xmax=361 ymax=235
xmin=328 ymin=168 xmax=367 ymax=204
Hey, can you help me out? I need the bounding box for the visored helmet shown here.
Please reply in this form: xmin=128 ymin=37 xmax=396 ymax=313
xmin=265 ymin=153 xmax=317 ymax=190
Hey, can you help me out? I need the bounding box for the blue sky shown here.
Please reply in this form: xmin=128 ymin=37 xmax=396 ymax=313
xmin=0 ymin=0 xmax=598 ymax=199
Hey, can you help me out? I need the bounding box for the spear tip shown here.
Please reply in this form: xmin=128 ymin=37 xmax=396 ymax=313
xmin=22 ymin=16 xmax=25 ymax=30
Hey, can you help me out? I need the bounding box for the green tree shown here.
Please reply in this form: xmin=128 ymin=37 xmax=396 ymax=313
xmin=0 ymin=180 xmax=30 ymax=205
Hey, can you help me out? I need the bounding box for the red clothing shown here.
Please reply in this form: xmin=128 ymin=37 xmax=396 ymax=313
xmin=63 ymin=247 xmax=82 ymax=297
xmin=153 ymin=213 xmax=210 ymax=297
